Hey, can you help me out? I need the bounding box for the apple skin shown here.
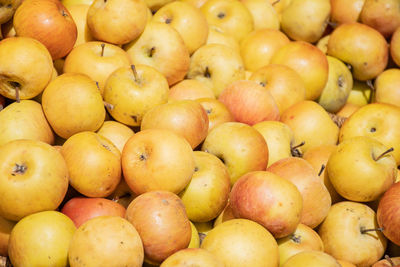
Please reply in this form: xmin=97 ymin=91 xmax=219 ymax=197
xmin=201 ymin=122 xmax=269 ymax=185
xmin=0 ymin=37 xmax=53 ymax=101
xmin=0 ymin=139 xmax=69 ymax=221
xmin=201 ymin=219 xmax=279 ymax=267
xmin=281 ymin=251 xmax=341 ymax=267
xmin=126 ymin=191 xmax=191 ymax=264
xmin=96 ymin=121 xmax=135 ymax=153
xmin=195 ymin=97 xmax=235 ymax=132
xmin=218 ymin=80 xmax=280 ymax=125
xmin=374 ymin=68 xmax=400 ymax=108
xmin=377 ymin=182 xmax=400 ymax=246
xmin=13 ymin=0 xmax=77 ymax=60
xmin=339 ymin=103 xmax=400 ymax=165
xmin=160 ymin=248 xmax=224 ymax=267
xmin=66 ymin=4 xmax=94 ymax=47
xmin=169 ymin=79 xmax=215 ymax=101
xmin=327 ymin=22 xmax=388 ymax=81
xmin=61 ymin=197 xmax=126 ymax=228
xmin=230 ymin=171 xmax=303 ymax=238
xmin=318 ymin=201 xmax=387 ymax=267
xmin=391 ymin=26 xmax=400 ymax=67
xmin=330 ymin=0 xmax=366 ymax=24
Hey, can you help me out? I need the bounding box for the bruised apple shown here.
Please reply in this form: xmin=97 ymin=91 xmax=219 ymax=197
xmin=126 ymin=191 xmax=191 ymax=264
xmin=61 ymin=197 xmax=126 ymax=228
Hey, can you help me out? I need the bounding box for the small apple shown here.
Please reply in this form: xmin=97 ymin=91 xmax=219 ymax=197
xmin=13 ymin=0 xmax=77 ymax=59
xmin=374 ymin=68 xmax=400 ymax=108
xmin=0 ymin=139 xmax=69 ymax=221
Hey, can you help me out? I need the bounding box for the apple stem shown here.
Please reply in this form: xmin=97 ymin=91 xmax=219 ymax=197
xmin=385 ymin=255 xmax=395 ymax=266
xmin=103 ymin=101 xmax=114 ymax=110
xmin=100 ymin=43 xmax=105 ymax=57
xmin=360 ymin=227 xmax=384 ymax=234
xmin=375 ymin=147 xmax=394 ymax=161
xmin=131 ymin=65 xmax=138 ymax=82
xmin=271 ymin=0 xmax=280 ymax=5
xmin=366 ymin=80 xmax=375 ymax=91
xmin=318 ymin=164 xmax=325 ymax=176
xmin=290 ymin=141 xmax=305 ymax=157
xmin=292 ymin=141 xmax=305 ymax=150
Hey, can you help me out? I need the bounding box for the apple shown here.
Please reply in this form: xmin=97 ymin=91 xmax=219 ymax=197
xmin=87 ymin=0 xmax=148 ymax=45
xmin=13 ymin=0 xmax=77 ymax=59
xmin=360 ymin=0 xmax=400 ymax=38
xmin=206 ymin=26 xmax=240 ymax=53
xmin=317 ymin=56 xmax=354 ymax=113
xmin=330 ymin=0 xmax=366 ymax=24
xmin=195 ymin=97 xmax=235 ymax=132
xmin=63 ymin=41 xmax=132 ymax=94
xmin=41 ymin=73 xmax=105 ymax=139
xmin=122 ymin=128 xmax=195 ymax=195
xmin=239 ymin=28 xmax=290 ymax=72
xmin=277 ymin=223 xmax=324 ymax=266
xmin=240 ymin=0 xmax=279 ymax=30
xmin=230 ymin=170 xmax=303 ymax=238
xmin=327 ymin=136 xmax=396 ymax=202
xmin=0 ymin=37 xmax=53 ymax=101
xmin=336 ymin=103 xmax=361 ymax=118
xmin=96 ymin=121 xmax=135 ymax=153
xmin=0 ymin=139 xmax=69 ymax=221
xmin=270 ymin=41 xmax=329 ymax=101
xmin=280 ymin=100 xmax=339 ymax=154
xmin=0 ymin=216 xmax=15 ymax=257
xmin=169 ymin=79 xmax=216 ymax=101
xmin=61 ymin=197 xmax=126 ymax=228
xmin=218 ymin=80 xmax=280 ymax=125
xmin=160 ymin=248 xmax=224 ymax=267
xmin=213 ymin=201 xmax=235 ymax=227
xmin=316 ymin=34 xmax=330 ymax=54
xmin=377 ymin=182 xmax=400 ymax=246
xmin=61 ymin=131 xmax=121 ymax=198
xmin=68 ymin=216 xmax=144 ymax=267
xmin=280 ymin=0 xmax=331 ymax=43
xmin=179 ymin=151 xmax=230 ymax=222
xmin=187 ymin=43 xmax=245 ymax=97
xmin=8 ymin=211 xmax=76 ymax=267
xmin=201 ymin=219 xmax=279 ymax=267
xmin=346 ymin=80 xmax=373 ymax=106
xmin=339 ymin=103 xmax=400 ymax=165
xmin=391 ymin=26 xmax=400 ymax=67
xmin=126 ymin=190 xmax=191 ymax=264
xmin=374 ymin=68 xmax=400 ymax=108
xmin=124 ymin=22 xmax=190 ymax=86
xmin=0 ymin=100 xmax=54 ymax=147
xmin=249 ymin=64 xmax=306 ymax=114
xmin=282 ymin=251 xmax=341 ymax=267
xmin=327 ymin=22 xmax=388 ymax=81
xmin=318 ymin=201 xmax=387 ymax=267
xmin=253 ymin=121 xmax=297 ymax=167
xmin=188 ymin=222 xmax=200 ymax=248
xmin=201 ymin=122 xmax=269 ymax=185
xmin=65 ymin=4 xmax=94 ymax=47
xmin=267 ymin=157 xmax=332 ymax=228
xmin=140 ymin=100 xmax=209 ymax=149
xmin=372 ymin=257 xmax=400 ymax=267
xmin=200 ymin=0 xmax=254 ymax=42
xmin=152 ymin=1 xmax=209 ymax=54
xmin=302 ymin=144 xmax=343 ymax=204
xmin=103 ymin=64 xmax=169 ymax=127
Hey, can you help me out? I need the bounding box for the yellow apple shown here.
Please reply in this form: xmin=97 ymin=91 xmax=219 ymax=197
xmin=240 ymin=28 xmax=290 ymax=72
xmin=391 ymin=26 xmax=400 ymax=67
xmin=0 ymin=37 xmax=53 ymax=101
xmin=169 ymin=79 xmax=215 ymax=101
xmin=195 ymin=97 xmax=235 ymax=132
xmin=0 ymin=100 xmax=54 ymax=147
xmin=124 ymin=22 xmax=190 ymax=86
xmin=41 ymin=73 xmax=105 ymax=139
xmin=201 ymin=219 xmax=279 ymax=267
xmin=64 ymin=41 xmax=131 ymax=94
xmin=152 ymin=1 xmax=208 ymax=54
xmin=206 ymin=26 xmax=240 ymax=53
xmin=160 ymin=248 xmax=224 ymax=267
xmin=282 ymin=251 xmax=341 ymax=267
xmin=61 ymin=0 xmax=94 ymax=7
xmin=96 ymin=120 xmax=135 ymax=153
xmin=187 ymin=43 xmax=245 ymax=97
xmin=330 ymin=0 xmax=366 ymax=24
xmin=65 ymin=4 xmax=94 ymax=47
xmin=188 ymin=222 xmax=200 ymax=248
xmin=336 ymin=103 xmax=361 ymax=118
xmin=200 ymin=0 xmax=254 ymax=42
xmin=346 ymin=80 xmax=373 ymax=106
xmin=240 ymin=0 xmax=279 ymax=30
xmin=270 ymin=41 xmax=329 ymax=101
xmin=374 ymin=68 xmax=400 ymax=108
xmin=0 ymin=216 xmax=15 ymax=257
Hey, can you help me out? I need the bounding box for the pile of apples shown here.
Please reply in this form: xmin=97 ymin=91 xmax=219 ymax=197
xmin=2 ymin=0 xmax=400 ymax=266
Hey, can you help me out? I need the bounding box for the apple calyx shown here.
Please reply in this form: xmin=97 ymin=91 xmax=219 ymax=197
xmin=165 ymin=17 xmax=172 ymax=24
xmin=217 ymin=12 xmax=225 ymax=19
xmin=374 ymin=147 xmax=395 ymax=161
xmin=291 ymin=141 xmax=305 ymax=157
xmin=359 ymin=226 xmax=384 ymax=234
xmin=100 ymin=43 xmax=105 ymax=57
xmin=318 ymin=164 xmax=326 ymax=177
xmin=12 ymin=163 xmax=27 ymax=176
xmin=290 ymin=234 xmax=302 ymax=244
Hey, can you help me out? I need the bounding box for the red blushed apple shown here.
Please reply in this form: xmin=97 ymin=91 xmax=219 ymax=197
xmin=61 ymin=197 xmax=126 ymax=228
xmin=218 ymin=80 xmax=280 ymax=125
xmin=377 ymin=182 xmax=400 ymax=246
xmin=13 ymin=0 xmax=77 ymax=60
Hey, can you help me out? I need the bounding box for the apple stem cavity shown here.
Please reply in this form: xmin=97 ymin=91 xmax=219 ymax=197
xmin=318 ymin=164 xmax=325 ymax=176
xmin=100 ymin=43 xmax=105 ymax=57
xmin=360 ymin=226 xmax=384 ymax=234
xmin=385 ymin=255 xmax=395 ymax=266
xmin=375 ymin=147 xmax=395 ymax=161
xmin=131 ymin=65 xmax=139 ymax=82
xmin=103 ymin=101 xmax=114 ymax=111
